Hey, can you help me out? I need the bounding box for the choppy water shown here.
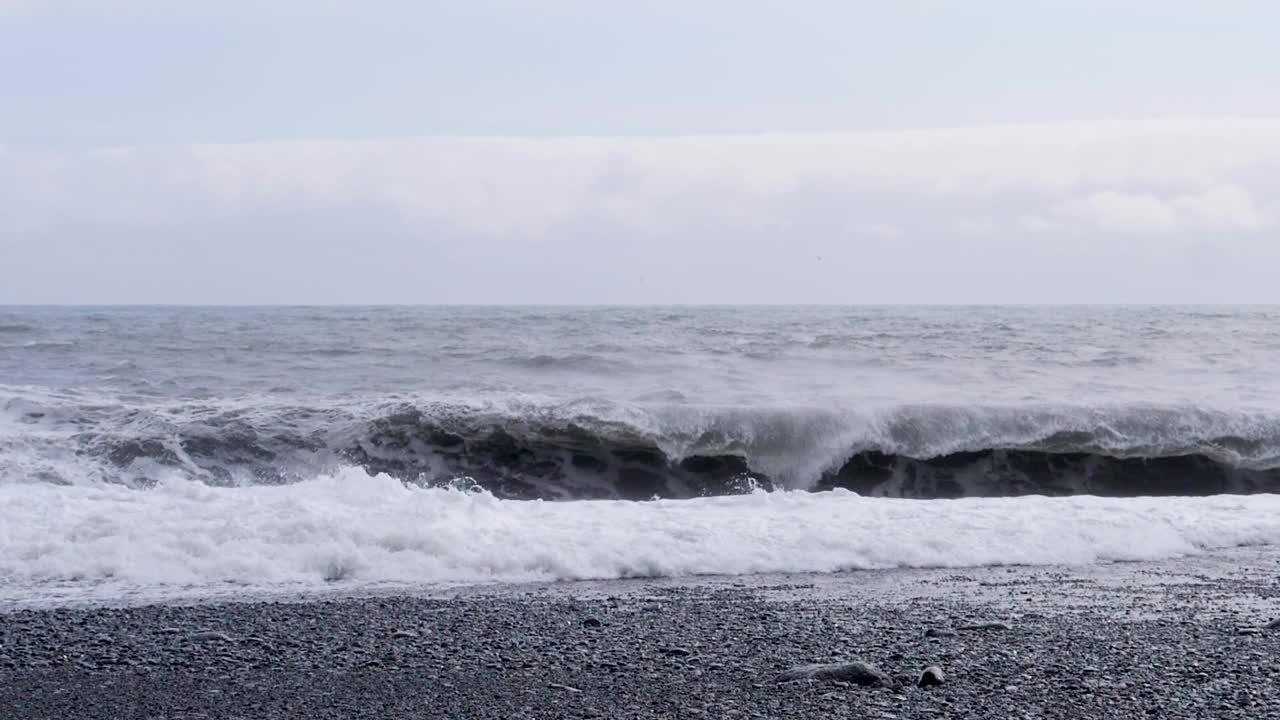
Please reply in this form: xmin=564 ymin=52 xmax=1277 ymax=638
xmin=2 ymin=305 xmax=1279 ymax=604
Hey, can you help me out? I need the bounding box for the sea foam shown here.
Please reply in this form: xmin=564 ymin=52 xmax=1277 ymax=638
xmin=2 ymin=467 xmax=1278 ymax=606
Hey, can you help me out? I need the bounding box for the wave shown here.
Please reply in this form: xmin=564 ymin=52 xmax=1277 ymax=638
xmin=2 ymin=469 xmax=1278 ymax=606
xmin=20 ymin=340 xmax=76 ymax=350
xmin=492 ymin=352 xmax=637 ymax=373
xmin=5 ymin=390 xmax=1280 ymax=499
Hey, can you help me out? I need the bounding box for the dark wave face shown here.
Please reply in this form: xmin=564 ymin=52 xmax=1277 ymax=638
xmin=3 ymin=305 xmax=1280 ymax=500
xmin=6 ymin=392 xmax=1280 ymax=499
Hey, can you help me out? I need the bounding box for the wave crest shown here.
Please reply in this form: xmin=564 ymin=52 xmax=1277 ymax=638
xmin=5 ymin=389 xmax=1280 ymax=498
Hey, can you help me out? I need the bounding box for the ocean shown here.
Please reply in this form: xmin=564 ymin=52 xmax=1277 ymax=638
xmin=2 ymin=305 xmax=1279 ymax=606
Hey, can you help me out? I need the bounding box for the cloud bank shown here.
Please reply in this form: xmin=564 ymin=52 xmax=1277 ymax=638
xmin=2 ymin=117 xmax=1279 ymax=303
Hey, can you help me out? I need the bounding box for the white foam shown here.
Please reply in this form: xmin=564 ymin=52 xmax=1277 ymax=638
xmin=2 ymin=467 xmax=1279 ymax=606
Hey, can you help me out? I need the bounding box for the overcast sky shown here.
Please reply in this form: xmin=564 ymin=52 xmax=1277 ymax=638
xmin=2 ymin=1 xmax=1279 ymax=304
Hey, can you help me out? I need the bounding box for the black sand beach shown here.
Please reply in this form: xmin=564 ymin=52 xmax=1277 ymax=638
xmin=2 ymin=549 xmax=1278 ymax=719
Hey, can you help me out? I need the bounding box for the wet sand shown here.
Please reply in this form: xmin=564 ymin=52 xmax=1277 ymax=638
xmin=2 ymin=548 xmax=1278 ymax=719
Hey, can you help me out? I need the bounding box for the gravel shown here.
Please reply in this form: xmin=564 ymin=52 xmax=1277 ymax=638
xmin=1 ymin=552 xmax=1278 ymax=719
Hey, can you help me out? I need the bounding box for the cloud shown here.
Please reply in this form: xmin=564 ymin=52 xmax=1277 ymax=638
xmin=4 ymin=117 xmax=1278 ymax=238
xmin=3 ymin=117 xmax=1280 ymax=303
xmin=1173 ymin=185 xmax=1262 ymax=231
xmin=1060 ymin=184 xmax=1264 ymax=234
xmin=1064 ymin=191 xmax=1179 ymax=233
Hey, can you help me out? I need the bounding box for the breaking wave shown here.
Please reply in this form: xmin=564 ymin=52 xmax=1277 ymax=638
xmin=4 ymin=388 xmax=1280 ymax=499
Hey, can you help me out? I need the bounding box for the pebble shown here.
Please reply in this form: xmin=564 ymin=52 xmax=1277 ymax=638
xmin=548 ymin=683 xmax=582 ymax=693
xmin=918 ymin=666 xmax=945 ymax=688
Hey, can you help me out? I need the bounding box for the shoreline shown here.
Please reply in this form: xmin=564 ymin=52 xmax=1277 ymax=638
xmin=6 ymin=544 xmax=1277 ymax=615
xmin=2 ymin=548 xmax=1278 ymax=719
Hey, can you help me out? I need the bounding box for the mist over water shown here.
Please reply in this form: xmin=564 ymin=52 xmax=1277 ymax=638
xmin=3 ymin=305 xmax=1279 ymax=494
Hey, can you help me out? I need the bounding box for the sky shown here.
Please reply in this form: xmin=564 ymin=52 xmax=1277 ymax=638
xmin=2 ymin=0 xmax=1279 ymax=304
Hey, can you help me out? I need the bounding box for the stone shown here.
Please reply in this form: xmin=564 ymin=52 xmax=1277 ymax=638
xmin=659 ymin=647 xmax=693 ymax=657
xmin=918 ymin=666 xmax=945 ymax=688
xmin=777 ymin=661 xmax=893 ymax=687
xmin=1264 ymin=618 xmax=1280 ymax=631
xmin=582 ymin=617 xmax=603 ymax=628
xmin=925 ymin=628 xmax=957 ymax=638
xmin=391 ymin=630 xmax=419 ymax=639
